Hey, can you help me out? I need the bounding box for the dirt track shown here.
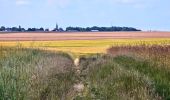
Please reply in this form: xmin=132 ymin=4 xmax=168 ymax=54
xmin=0 ymin=32 xmax=170 ymax=41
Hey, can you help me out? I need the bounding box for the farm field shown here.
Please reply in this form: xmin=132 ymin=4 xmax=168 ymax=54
xmin=1 ymin=31 xmax=170 ymax=41
xmin=1 ymin=32 xmax=170 ymax=56
xmin=0 ymin=32 xmax=170 ymax=99
xmin=0 ymin=38 xmax=170 ymax=57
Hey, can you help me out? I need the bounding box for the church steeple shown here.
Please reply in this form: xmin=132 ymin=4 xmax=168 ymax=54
xmin=56 ymin=23 xmax=58 ymax=30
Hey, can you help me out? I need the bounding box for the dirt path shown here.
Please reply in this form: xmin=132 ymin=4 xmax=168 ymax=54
xmin=65 ymin=58 xmax=84 ymax=99
xmin=73 ymin=58 xmax=84 ymax=92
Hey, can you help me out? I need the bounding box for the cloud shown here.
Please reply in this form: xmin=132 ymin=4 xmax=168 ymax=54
xmin=16 ymin=0 xmax=30 ymax=6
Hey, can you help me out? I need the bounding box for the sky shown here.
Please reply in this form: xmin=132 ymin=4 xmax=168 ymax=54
xmin=0 ymin=0 xmax=170 ymax=31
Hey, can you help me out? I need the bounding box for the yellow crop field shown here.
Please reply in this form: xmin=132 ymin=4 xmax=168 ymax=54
xmin=1 ymin=38 xmax=170 ymax=56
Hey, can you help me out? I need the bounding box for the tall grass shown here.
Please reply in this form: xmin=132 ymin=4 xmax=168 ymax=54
xmin=0 ymin=47 xmax=76 ymax=99
xmin=74 ymin=55 xmax=159 ymax=100
xmin=107 ymin=45 xmax=170 ymax=99
xmin=1 ymin=44 xmax=170 ymax=100
xmin=113 ymin=56 xmax=170 ymax=99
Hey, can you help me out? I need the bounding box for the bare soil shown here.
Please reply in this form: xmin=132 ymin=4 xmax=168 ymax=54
xmin=0 ymin=31 xmax=170 ymax=41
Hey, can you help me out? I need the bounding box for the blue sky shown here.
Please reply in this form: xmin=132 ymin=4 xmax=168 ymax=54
xmin=0 ymin=0 xmax=170 ymax=31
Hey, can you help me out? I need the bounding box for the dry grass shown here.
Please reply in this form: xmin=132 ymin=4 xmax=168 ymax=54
xmin=74 ymin=55 xmax=160 ymax=99
xmin=107 ymin=45 xmax=170 ymax=99
xmin=107 ymin=45 xmax=170 ymax=68
xmin=1 ymin=44 xmax=170 ymax=99
xmin=0 ymin=47 xmax=76 ymax=100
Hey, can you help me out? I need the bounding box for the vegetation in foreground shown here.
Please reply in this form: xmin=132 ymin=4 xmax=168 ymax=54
xmin=107 ymin=45 xmax=170 ymax=99
xmin=74 ymin=45 xmax=170 ymax=99
xmin=0 ymin=47 xmax=76 ymax=100
xmin=0 ymin=44 xmax=170 ymax=100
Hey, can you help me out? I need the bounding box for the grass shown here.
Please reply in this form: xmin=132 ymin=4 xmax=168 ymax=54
xmin=75 ymin=55 xmax=159 ymax=99
xmin=73 ymin=45 xmax=170 ymax=99
xmin=114 ymin=56 xmax=170 ymax=99
xmin=107 ymin=45 xmax=170 ymax=99
xmin=0 ymin=47 xmax=76 ymax=99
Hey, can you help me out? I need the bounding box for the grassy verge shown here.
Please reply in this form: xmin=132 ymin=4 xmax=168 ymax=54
xmin=0 ymin=47 xmax=76 ymax=99
xmin=107 ymin=45 xmax=170 ymax=99
xmin=1 ymin=44 xmax=170 ymax=100
xmin=74 ymin=55 xmax=158 ymax=100
xmin=114 ymin=56 xmax=170 ymax=99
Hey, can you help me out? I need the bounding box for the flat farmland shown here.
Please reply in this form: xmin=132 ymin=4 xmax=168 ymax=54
xmin=0 ymin=31 xmax=170 ymax=41
xmin=1 ymin=32 xmax=170 ymax=99
xmin=1 ymin=31 xmax=170 ymax=56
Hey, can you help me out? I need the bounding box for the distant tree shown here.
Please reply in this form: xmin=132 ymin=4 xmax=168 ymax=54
xmin=66 ymin=27 xmax=72 ymax=31
xmin=32 ymin=28 xmax=36 ymax=31
xmin=1 ymin=25 xmax=141 ymax=32
xmin=21 ymin=28 xmax=25 ymax=32
xmin=27 ymin=28 xmax=32 ymax=31
xmin=6 ymin=28 xmax=12 ymax=32
xmin=39 ymin=27 xmax=44 ymax=31
xmin=66 ymin=26 xmax=141 ymax=32
xmin=27 ymin=28 xmax=36 ymax=31
xmin=91 ymin=26 xmax=99 ymax=30
xmin=0 ymin=26 xmax=5 ymax=31
xmin=45 ymin=29 xmax=49 ymax=32
xmin=86 ymin=27 xmax=91 ymax=31
xmin=11 ymin=27 xmax=18 ymax=31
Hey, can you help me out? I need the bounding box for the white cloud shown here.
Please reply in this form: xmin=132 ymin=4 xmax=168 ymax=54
xmin=16 ymin=0 xmax=30 ymax=6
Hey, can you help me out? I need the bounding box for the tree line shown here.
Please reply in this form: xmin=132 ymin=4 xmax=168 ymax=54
xmin=0 ymin=26 xmax=141 ymax=32
xmin=66 ymin=26 xmax=141 ymax=32
xmin=0 ymin=26 xmax=53 ymax=32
